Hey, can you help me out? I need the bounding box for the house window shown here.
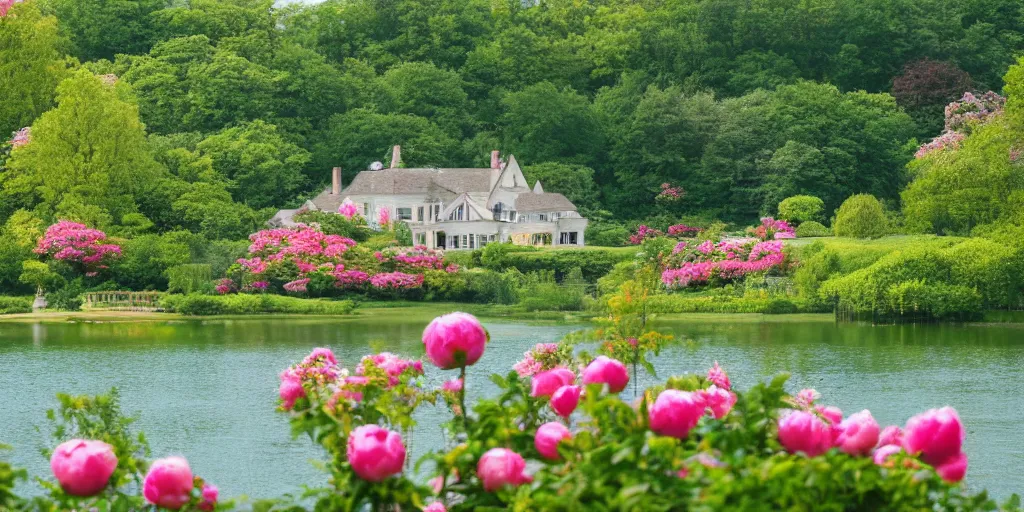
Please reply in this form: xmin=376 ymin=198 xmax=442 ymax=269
xmin=448 ymin=204 xmax=465 ymax=221
xmin=416 ymin=233 xmax=426 ymax=245
xmin=363 ymin=203 xmax=369 ymax=215
xmin=397 ymin=208 xmax=412 ymax=221
xmin=488 ymin=234 xmax=496 ymax=242
xmin=417 ymin=206 xmax=424 ymax=222
xmin=539 ymin=213 xmax=548 ymax=222
xmin=462 ymin=234 xmax=469 ymax=248
xmin=559 ymin=232 xmax=579 ymax=245
xmin=450 ymin=235 xmax=459 ymax=249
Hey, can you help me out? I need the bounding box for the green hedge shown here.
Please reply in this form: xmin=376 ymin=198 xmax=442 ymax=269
xmin=794 ymin=221 xmax=830 ymax=237
xmin=644 ymin=294 xmax=816 ymax=314
xmin=478 ymin=244 xmax=637 ymax=282
xmin=161 ymin=294 xmax=356 ymax=316
xmin=0 ymin=296 xmax=32 ymax=315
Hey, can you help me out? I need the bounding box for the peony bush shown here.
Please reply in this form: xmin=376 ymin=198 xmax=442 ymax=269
xmin=3 ymin=313 xmax=1018 ymax=511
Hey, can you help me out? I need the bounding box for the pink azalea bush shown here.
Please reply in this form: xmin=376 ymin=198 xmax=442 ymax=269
xmin=10 ymin=126 xmax=30 ymax=147
xmin=34 ymin=221 xmax=121 ymax=275
xmin=369 ymin=271 xmax=424 ymax=290
xmin=338 ymin=199 xmax=360 ymax=220
xmin=662 ymin=238 xmax=786 ymax=288
xmin=667 ymin=224 xmax=702 ymax=237
xmin=628 ymin=224 xmax=662 ymax=245
xmin=655 ymin=182 xmax=685 ymax=203
xmin=917 ymin=91 xmax=1006 ymax=159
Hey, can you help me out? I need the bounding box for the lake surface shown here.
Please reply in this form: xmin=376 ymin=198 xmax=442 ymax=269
xmin=1 ymin=311 xmax=1021 ymax=499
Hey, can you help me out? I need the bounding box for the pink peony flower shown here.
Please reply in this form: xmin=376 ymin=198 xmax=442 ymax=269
xmin=835 ymin=410 xmax=880 ymax=456
xmin=903 ymin=407 xmax=965 ymax=466
xmin=648 ymin=389 xmax=706 ymax=439
xmin=550 ymin=385 xmax=581 ymax=418
xmin=143 ymin=457 xmax=194 ymax=509
xmin=935 ymin=452 xmax=968 ymax=483
xmin=534 ymin=422 xmax=571 ymax=460
xmin=423 ymin=503 xmax=447 ymax=512
xmin=877 ymin=425 xmax=903 ymax=448
xmin=702 ymin=385 xmax=737 ymax=419
xmin=873 ymin=444 xmax=902 ymax=466
xmin=530 ymin=367 xmax=575 ymax=398
xmin=422 ymin=312 xmax=489 ymax=369
xmin=198 ymin=483 xmax=218 ymax=511
xmin=477 ymin=448 xmax=532 ymax=492
xmin=777 ymin=410 xmax=833 ymax=457
xmin=50 ymin=439 xmax=118 ymax=496
xmin=581 ymin=356 xmax=629 ymax=393
xmin=346 ymin=425 xmax=406 ymax=482
xmin=816 ymin=405 xmax=843 ymax=426
xmin=278 ymin=370 xmax=305 ymax=410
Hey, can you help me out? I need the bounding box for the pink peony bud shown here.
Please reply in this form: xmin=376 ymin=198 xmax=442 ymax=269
xmin=935 ymin=452 xmax=968 ymax=483
xmin=279 ymin=370 xmax=305 ymax=410
xmin=477 ymin=448 xmax=532 ymax=492
xmin=778 ymin=410 xmax=833 ymax=457
xmin=50 ymin=439 xmax=118 ymax=496
xmin=816 ymin=405 xmax=843 ymax=425
xmin=836 ymin=410 xmax=880 ymax=456
xmin=707 ymin=361 xmax=730 ymax=390
xmin=873 ymin=444 xmax=902 ymax=466
xmin=441 ymin=378 xmax=463 ymax=393
xmin=877 ymin=425 xmax=903 ymax=448
xmin=198 ymin=483 xmax=219 ymax=511
xmin=648 ymin=389 xmax=706 ymax=439
xmin=903 ymin=407 xmax=965 ymax=466
xmin=796 ymin=388 xmax=819 ymax=406
xmin=550 ymin=385 xmax=581 ymax=418
xmin=422 ymin=312 xmax=489 ymax=369
xmin=423 ymin=502 xmax=447 ymax=512
xmin=702 ymin=385 xmax=737 ymax=419
xmin=531 ymin=368 xmax=575 ymax=398
xmin=581 ymin=356 xmax=629 ymax=393
xmin=534 ymin=422 xmax=571 ymax=460
xmin=143 ymin=456 xmax=194 ymax=510
xmin=346 ymin=425 xmax=406 ymax=482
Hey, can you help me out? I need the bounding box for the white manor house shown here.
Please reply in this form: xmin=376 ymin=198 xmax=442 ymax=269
xmin=269 ymin=146 xmax=589 ymax=250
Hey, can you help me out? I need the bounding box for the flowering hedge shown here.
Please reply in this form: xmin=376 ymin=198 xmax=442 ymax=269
xmin=34 ymin=221 xmax=121 ymax=277
xmin=10 ymin=312 xmax=1015 ymax=511
xmin=662 ymin=238 xmax=787 ymax=288
xmin=225 ymin=225 xmax=443 ymax=296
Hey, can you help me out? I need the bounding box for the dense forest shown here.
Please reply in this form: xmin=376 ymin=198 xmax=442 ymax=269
xmin=3 ymin=0 xmax=1024 ymax=297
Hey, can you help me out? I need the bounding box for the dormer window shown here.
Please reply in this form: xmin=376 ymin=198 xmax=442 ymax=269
xmin=448 ymin=204 xmax=465 ymax=221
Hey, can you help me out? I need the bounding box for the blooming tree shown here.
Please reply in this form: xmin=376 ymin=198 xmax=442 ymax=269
xmin=34 ymin=220 xmax=121 ymax=276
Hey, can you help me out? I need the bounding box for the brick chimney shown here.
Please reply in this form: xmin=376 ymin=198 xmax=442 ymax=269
xmin=390 ymin=145 xmax=401 ymax=168
xmin=331 ymin=167 xmax=342 ymax=195
xmin=490 ymin=150 xmax=501 ymax=169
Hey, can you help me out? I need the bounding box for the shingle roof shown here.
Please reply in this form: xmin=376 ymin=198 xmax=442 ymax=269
xmin=342 ymin=168 xmax=494 ymax=196
xmin=514 ymin=192 xmax=578 ymax=212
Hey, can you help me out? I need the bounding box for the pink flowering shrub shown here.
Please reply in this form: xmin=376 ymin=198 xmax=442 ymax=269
xmin=916 ymin=91 xmax=1006 ymax=159
xmin=338 ymin=199 xmax=360 ymax=220
xmin=513 ymin=342 xmax=570 ymax=377
xmin=369 ymin=271 xmax=424 ymax=290
xmin=628 ymin=225 xmax=662 ymax=245
xmin=662 ymin=238 xmax=787 ymax=288
xmin=747 ymin=217 xmax=795 ymax=240
xmin=655 ymin=182 xmax=685 ymax=203
xmin=378 ymin=245 xmax=446 ymax=272
xmin=10 ymin=126 xmax=30 ymax=147
xmin=34 ymin=221 xmax=121 ymax=276
xmin=667 ymin=224 xmax=702 ymax=237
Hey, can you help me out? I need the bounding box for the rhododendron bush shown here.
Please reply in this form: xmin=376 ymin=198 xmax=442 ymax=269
xmin=225 ymin=224 xmax=448 ymax=296
xmin=1 ymin=313 xmax=1017 ymax=511
xmin=662 ymin=238 xmax=788 ymax=288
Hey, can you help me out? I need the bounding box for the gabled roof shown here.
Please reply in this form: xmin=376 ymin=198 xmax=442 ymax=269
xmin=440 ymin=193 xmax=492 ymax=221
xmin=515 ymin=192 xmax=577 ymax=212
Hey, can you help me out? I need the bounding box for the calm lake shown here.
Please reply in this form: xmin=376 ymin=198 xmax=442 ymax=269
xmin=1 ymin=310 xmax=1021 ymax=499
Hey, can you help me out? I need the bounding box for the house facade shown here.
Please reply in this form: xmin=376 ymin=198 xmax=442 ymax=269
xmin=268 ymin=147 xmax=588 ymax=250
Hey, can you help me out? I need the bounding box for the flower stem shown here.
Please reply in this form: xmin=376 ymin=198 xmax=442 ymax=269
xmin=459 ymin=364 xmax=468 ymax=431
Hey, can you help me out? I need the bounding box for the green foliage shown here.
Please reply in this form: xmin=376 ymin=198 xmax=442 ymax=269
xmin=19 ymin=260 xmax=63 ymax=292
xmin=293 ymin=210 xmax=371 ymax=242
xmin=161 ymin=293 xmax=356 ymax=316
xmin=795 ymin=221 xmax=831 ymax=238
xmin=777 ymin=195 xmax=825 ymax=224
xmin=165 ymin=263 xmax=213 ymax=294
xmin=584 ymin=221 xmax=630 ymax=247
xmin=522 ymin=162 xmax=599 ymax=213
xmin=111 ymin=232 xmax=194 ymax=291
xmin=519 ymin=268 xmax=587 ymax=311
xmin=500 ymin=82 xmax=603 ymax=165
xmin=0 ymin=2 xmax=68 ymax=137
xmin=645 ymin=294 xmax=812 ymax=314
xmin=481 ymin=244 xmax=636 ymax=282
xmin=0 ymin=296 xmax=32 ymax=314
xmin=47 ymin=278 xmax=84 ymax=311
xmin=833 ymin=194 xmax=889 ymax=238
xmin=2 ymin=70 xmax=160 ymax=226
